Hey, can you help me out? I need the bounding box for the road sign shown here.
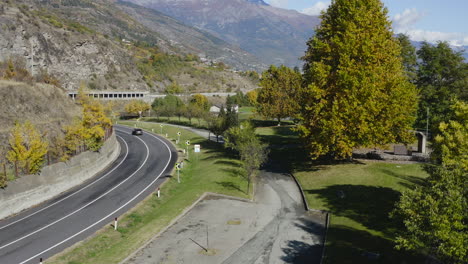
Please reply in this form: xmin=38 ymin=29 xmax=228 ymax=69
xmin=177 ymin=132 xmax=181 ymax=136
xmin=175 ymin=162 xmax=180 ymax=170
xmin=194 ymin=144 xmax=201 ymax=153
xmin=160 ymin=124 xmax=164 ymax=127
xmin=186 ymin=140 xmax=190 ymax=146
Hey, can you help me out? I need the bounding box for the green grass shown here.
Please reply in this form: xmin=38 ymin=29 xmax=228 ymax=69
xmin=48 ymin=121 xmax=249 ymax=264
xmin=295 ymin=161 xmax=429 ymax=264
xmin=238 ymin=106 xmax=255 ymax=121
xmin=254 ymin=125 xmax=430 ymax=263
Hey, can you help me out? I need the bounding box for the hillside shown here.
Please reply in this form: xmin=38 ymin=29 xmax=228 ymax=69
xmin=0 ymin=80 xmax=79 ymax=148
xmin=0 ymin=0 xmax=260 ymax=92
xmin=0 ymin=2 xmax=148 ymax=91
xmin=124 ymin=0 xmax=320 ymax=67
xmin=115 ymin=1 xmax=266 ymax=70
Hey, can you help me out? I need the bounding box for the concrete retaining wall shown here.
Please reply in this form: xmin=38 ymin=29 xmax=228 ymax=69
xmin=0 ymin=133 xmax=120 ymax=220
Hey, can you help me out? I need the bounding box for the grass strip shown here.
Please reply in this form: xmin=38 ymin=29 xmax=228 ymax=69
xmin=48 ymin=121 xmax=248 ymax=264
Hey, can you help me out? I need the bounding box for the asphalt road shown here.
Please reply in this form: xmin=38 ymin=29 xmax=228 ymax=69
xmin=0 ymin=125 xmax=177 ymax=264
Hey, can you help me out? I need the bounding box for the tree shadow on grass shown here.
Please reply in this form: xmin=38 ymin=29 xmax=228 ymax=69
xmin=324 ymin=225 xmax=425 ymax=264
xmin=215 ymin=181 xmax=246 ymax=194
xmin=214 ymin=159 xmax=242 ymax=167
xmin=378 ymin=168 xmax=427 ymax=188
xmin=221 ymin=167 xmax=246 ymax=179
xmin=305 ymin=185 xmax=402 ymax=236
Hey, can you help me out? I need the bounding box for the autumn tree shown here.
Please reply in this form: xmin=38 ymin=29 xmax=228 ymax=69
xmin=65 ymin=85 xmax=112 ymax=154
xmin=7 ymin=121 xmax=48 ymax=174
xmin=257 ymin=65 xmax=302 ymax=125
xmin=394 ymin=101 xmax=467 ymax=263
xmin=415 ymin=41 xmax=468 ymax=133
xmin=190 ymin=94 xmax=210 ymax=111
xmin=0 ymin=146 xmax=8 ymax=188
xmin=299 ymin=0 xmax=418 ymax=160
xmin=124 ymin=100 xmax=150 ymax=117
xmin=246 ymin=90 xmax=258 ymax=106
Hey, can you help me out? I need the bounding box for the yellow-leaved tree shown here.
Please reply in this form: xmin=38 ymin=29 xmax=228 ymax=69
xmin=64 ymin=84 xmax=112 ymax=156
xmin=124 ymin=100 xmax=151 ymax=117
xmin=7 ymin=121 xmax=48 ymax=174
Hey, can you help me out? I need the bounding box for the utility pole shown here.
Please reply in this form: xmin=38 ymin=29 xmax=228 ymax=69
xmin=426 ymin=107 xmax=429 ymax=137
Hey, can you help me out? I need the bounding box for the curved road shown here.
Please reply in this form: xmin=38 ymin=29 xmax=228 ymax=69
xmin=0 ymin=125 xmax=177 ymax=264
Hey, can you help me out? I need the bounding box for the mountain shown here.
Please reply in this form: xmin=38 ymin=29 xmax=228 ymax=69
xmin=115 ymin=1 xmax=266 ymax=70
xmin=122 ymin=0 xmax=320 ymax=68
xmin=0 ymin=0 xmax=260 ymax=92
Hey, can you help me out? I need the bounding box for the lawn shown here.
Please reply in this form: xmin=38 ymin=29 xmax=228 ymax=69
xmin=295 ymin=161 xmax=429 ymax=264
xmin=254 ymin=125 xmax=429 ymax=263
xmin=48 ymin=121 xmax=248 ymax=264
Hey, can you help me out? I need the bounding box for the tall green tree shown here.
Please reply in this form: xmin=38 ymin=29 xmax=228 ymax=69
xmin=415 ymin=41 xmax=468 ymax=132
xmin=394 ymin=101 xmax=468 ymax=263
xmin=299 ymin=0 xmax=418 ymax=160
xmin=224 ymin=122 xmax=268 ymax=194
xmin=396 ymin=34 xmax=417 ymax=82
xmin=152 ymin=95 xmax=184 ymax=120
xmin=257 ymin=65 xmax=302 ymax=125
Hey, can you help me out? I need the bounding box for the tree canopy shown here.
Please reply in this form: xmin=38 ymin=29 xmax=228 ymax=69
xmin=299 ymin=0 xmax=418 ymax=159
xmin=394 ymin=101 xmax=468 ymax=263
xmin=415 ymin=41 xmax=468 ymax=133
xmin=257 ymin=65 xmax=302 ymax=125
xmin=124 ymin=100 xmax=150 ymax=116
xmin=7 ymin=121 xmax=48 ymax=174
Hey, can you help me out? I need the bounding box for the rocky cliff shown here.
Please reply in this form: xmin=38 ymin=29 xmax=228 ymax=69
xmin=0 ymin=2 xmax=148 ymax=91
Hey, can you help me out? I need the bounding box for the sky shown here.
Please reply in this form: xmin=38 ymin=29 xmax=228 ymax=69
xmin=264 ymin=0 xmax=468 ymax=46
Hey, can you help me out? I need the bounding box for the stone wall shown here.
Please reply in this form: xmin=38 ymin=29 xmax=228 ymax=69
xmin=0 ymin=133 xmax=120 ymax=220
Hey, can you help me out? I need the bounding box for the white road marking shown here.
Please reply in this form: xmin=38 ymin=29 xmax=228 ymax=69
xmin=19 ymin=126 xmax=173 ymax=264
xmin=0 ymin=135 xmax=129 ymax=231
xmin=0 ymin=131 xmax=149 ymax=251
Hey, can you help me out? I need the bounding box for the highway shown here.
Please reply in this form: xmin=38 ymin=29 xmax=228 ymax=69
xmin=0 ymin=125 xmax=177 ymax=264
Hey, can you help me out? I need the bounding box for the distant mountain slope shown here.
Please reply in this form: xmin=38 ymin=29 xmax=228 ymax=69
xmin=0 ymin=0 xmax=259 ymax=92
xmin=123 ymin=0 xmax=320 ymax=67
xmin=115 ymin=1 xmax=266 ymax=70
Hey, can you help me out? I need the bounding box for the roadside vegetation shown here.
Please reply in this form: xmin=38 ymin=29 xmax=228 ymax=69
xmin=48 ymin=121 xmax=250 ymax=264
xmin=0 ymin=75 xmax=111 ymax=188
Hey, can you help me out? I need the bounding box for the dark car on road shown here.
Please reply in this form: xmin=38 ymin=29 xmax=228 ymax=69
xmin=132 ymin=128 xmax=143 ymax=135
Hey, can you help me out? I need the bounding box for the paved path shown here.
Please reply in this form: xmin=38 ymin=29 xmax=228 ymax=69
xmin=124 ymin=165 xmax=326 ymax=264
xmin=137 ymin=121 xmax=224 ymax=143
xmin=0 ymin=125 xmax=177 ymax=264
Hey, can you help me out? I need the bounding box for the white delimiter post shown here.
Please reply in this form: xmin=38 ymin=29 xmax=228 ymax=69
xmin=114 ymin=217 xmax=118 ymax=230
xmin=39 ymin=258 xmax=43 ymax=264
xmin=157 ymin=187 xmax=160 ymax=198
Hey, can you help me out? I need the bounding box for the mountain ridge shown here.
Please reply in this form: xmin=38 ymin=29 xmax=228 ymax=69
xmin=123 ymin=0 xmax=320 ymax=67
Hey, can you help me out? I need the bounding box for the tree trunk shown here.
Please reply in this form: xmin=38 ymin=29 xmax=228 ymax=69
xmin=247 ymin=172 xmax=251 ymax=195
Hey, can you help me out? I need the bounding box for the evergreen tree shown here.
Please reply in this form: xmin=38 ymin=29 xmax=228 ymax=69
xmin=300 ymin=0 xmax=418 ymax=159
xmin=415 ymin=41 xmax=468 ymax=133
xmin=396 ymin=34 xmax=417 ymax=82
